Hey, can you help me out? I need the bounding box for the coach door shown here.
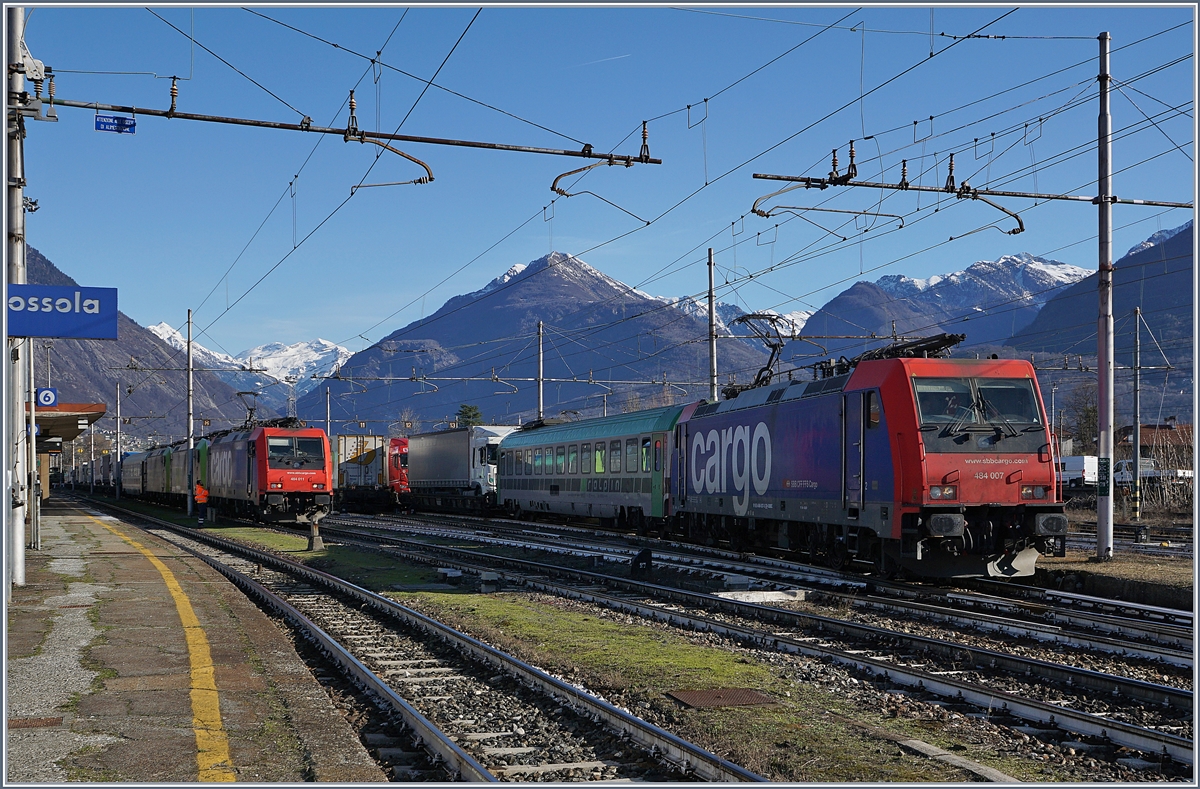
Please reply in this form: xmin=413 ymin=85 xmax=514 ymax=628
xmin=843 ymin=393 xmax=863 ymax=517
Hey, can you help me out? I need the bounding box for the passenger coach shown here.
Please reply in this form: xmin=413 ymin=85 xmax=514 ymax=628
xmin=498 ymin=404 xmax=699 ymax=531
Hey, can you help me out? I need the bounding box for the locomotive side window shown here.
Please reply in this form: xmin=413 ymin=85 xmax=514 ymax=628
xmin=610 ymin=440 xmax=622 ymax=473
xmin=534 ymin=448 xmax=543 ymax=474
xmin=568 ymin=445 xmax=578 ymax=474
xmin=556 ymin=446 xmax=566 ymax=474
xmin=866 ymin=391 xmax=880 ymax=429
xmin=581 ymin=443 xmax=591 ymax=473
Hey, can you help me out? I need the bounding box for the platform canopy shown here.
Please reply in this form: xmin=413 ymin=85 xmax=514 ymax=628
xmin=26 ymin=402 xmax=106 ymax=454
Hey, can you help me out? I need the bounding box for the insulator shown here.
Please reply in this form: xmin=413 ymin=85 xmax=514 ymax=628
xmin=31 ymin=79 xmax=42 ymax=99
xmin=169 ymin=77 xmax=178 ymax=115
xmin=639 ymin=120 xmax=650 ymax=163
xmin=899 ymin=159 xmax=909 ymax=189
xmin=847 ymin=140 xmax=857 ymax=179
xmin=944 ymin=153 xmax=956 ymax=192
xmin=47 ymin=75 xmax=54 ymax=99
xmin=349 ymin=89 xmax=356 ymax=114
xmin=828 ymin=148 xmax=839 ymax=179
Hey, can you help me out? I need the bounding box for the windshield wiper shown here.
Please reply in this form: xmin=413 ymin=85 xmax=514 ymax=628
xmin=941 ymin=399 xmax=979 ymax=437
xmin=977 ymin=396 xmax=1020 ymax=438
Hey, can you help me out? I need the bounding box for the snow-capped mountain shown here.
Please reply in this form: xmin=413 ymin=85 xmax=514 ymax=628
xmin=148 ymin=324 xmax=349 ymax=414
xmin=148 ymin=322 xmax=244 ymax=371
xmin=875 ymin=253 xmax=1089 ymax=312
xmin=236 ymin=340 xmax=351 ymax=397
xmin=1124 ymin=219 xmax=1192 ymax=258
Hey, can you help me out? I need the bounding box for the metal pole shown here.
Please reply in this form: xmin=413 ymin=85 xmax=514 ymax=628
xmin=115 ymin=383 xmax=121 ymax=500
xmin=537 ymin=320 xmax=544 ymax=420
xmin=27 ymin=336 xmax=36 ymax=548
xmin=8 ymin=6 xmax=27 ymax=590
xmin=1096 ymin=32 xmax=1115 ymax=560
xmin=1132 ymin=307 xmax=1141 ymax=522
xmin=186 ymin=310 xmax=194 ymax=516
xmin=325 ymin=386 xmax=330 ymax=437
xmin=707 ymin=248 xmax=718 ymax=402
xmin=89 ymin=428 xmax=94 ymax=495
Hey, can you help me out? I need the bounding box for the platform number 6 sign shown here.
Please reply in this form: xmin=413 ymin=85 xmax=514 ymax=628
xmin=36 ymin=388 xmax=57 ymax=408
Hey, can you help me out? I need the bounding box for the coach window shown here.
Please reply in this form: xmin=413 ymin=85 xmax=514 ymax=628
xmin=581 ymin=443 xmax=591 ymax=473
xmin=866 ymin=390 xmax=880 ymax=429
xmin=593 ymin=443 xmax=605 ymax=473
xmin=568 ymin=445 xmax=578 ymax=474
xmin=534 ymin=448 xmax=543 ymax=474
xmin=609 ymin=440 xmax=622 ymax=473
xmin=513 ymin=450 xmax=522 ymax=475
xmin=654 ymin=439 xmax=662 ymax=472
xmin=545 ymin=448 xmax=554 ymax=475
xmin=626 ymin=438 xmax=638 ymax=473
xmin=556 ymin=446 xmax=566 ymax=474
xmin=641 ymin=437 xmax=652 ymax=472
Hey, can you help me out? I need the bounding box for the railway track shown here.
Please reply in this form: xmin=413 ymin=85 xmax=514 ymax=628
xmin=312 ymin=514 xmax=1194 ymax=768
xmin=85 ymin=500 xmax=764 ymax=782
xmin=329 ymin=512 xmax=1194 ymax=665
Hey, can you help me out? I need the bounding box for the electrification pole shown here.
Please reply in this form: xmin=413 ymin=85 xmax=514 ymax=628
xmin=186 ymin=309 xmax=194 ymax=517
xmin=537 ymin=321 xmax=544 ymax=420
xmin=325 ymin=386 xmax=330 ymax=437
xmin=115 ymin=383 xmax=121 ymax=500
xmin=1132 ymin=306 xmax=1141 ymax=522
xmin=26 ymin=335 xmax=36 ymax=548
xmin=708 ymin=248 xmax=718 ymax=402
xmin=1096 ymin=32 xmax=1114 ymax=561
xmin=8 ymin=6 xmax=28 ymax=591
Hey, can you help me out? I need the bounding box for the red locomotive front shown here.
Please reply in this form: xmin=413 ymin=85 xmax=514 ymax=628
xmin=387 ymin=437 xmax=410 ymax=497
xmin=255 ymin=426 xmax=332 ymax=524
xmin=866 ymin=357 xmax=1067 ymax=576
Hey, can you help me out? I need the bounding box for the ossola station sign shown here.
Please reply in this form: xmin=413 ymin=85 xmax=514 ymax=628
xmin=7 ymin=285 xmax=118 ymax=339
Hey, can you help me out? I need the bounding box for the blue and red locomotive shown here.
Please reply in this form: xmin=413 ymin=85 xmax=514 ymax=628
xmin=498 ymin=340 xmax=1066 ymax=579
xmin=120 ymin=420 xmax=333 ymax=526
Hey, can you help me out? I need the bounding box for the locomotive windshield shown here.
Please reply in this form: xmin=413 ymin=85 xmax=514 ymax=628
xmin=914 ymin=377 xmax=1045 ymax=453
xmin=267 ymin=436 xmax=326 ymax=469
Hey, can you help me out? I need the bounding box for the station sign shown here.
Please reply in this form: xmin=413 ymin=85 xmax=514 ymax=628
xmin=36 ymin=387 xmax=57 ymax=407
xmin=8 ymin=285 xmax=118 ymax=339
xmin=95 ymin=114 xmax=135 ymax=134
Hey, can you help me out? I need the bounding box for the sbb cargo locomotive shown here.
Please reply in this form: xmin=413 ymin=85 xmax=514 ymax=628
xmin=497 ymin=351 xmax=1066 ymax=579
xmin=120 ymin=420 xmax=332 ymax=525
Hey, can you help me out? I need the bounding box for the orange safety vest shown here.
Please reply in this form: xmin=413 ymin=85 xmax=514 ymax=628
xmin=194 ymin=485 xmax=209 ymax=504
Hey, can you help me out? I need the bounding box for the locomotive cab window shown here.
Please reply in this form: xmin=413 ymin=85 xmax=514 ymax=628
xmin=914 ymin=376 xmax=1046 ymax=453
xmin=866 ymin=391 xmax=880 ymax=429
xmin=267 ymin=436 xmax=325 ymax=469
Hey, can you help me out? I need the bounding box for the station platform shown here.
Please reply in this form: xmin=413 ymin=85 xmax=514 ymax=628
xmin=5 ymin=498 xmax=387 ymax=783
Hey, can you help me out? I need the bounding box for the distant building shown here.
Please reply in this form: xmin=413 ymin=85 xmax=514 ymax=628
xmin=1116 ymin=417 xmax=1193 ymax=469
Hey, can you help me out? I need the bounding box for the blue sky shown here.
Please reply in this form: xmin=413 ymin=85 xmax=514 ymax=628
xmin=19 ymin=4 xmax=1195 ymax=358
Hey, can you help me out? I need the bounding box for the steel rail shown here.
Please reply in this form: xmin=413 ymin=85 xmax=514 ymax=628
xmin=334 ymin=515 xmax=1193 ymax=660
xmin=350 ymin=532 xmax=1193 ymax=765
xmin=87 ymin=501 xmax=766 ymax=783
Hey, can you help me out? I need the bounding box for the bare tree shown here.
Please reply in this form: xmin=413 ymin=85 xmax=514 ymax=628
xmin=1064 ymin=382 xmax=1098 ymax=456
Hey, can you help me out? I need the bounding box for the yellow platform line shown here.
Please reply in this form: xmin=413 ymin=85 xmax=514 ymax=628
xmin=87 ymin=514 xmax=236 ymax=782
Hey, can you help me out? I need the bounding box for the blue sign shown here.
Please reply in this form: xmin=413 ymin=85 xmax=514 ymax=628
xmin=8 ymin=286 xmax=118 ymax=339
xmin=36 ymin=388 xmax=57 ymax=408
xmin=95 ymin=114 xmax=135 ymax=134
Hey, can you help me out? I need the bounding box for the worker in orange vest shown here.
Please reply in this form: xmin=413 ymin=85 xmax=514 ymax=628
xmin=194 ymin=481 xmax=209 ymax=527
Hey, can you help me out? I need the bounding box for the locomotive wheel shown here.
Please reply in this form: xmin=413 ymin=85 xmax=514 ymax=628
xmin=803 ymin=527 xmax=822 ymax=560
xmin=827 ymin=539 xmax=848 ymax=571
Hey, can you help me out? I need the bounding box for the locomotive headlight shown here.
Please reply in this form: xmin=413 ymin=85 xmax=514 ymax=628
xmin=270 ymin=482 xmax=283 ymax=489
xmin=1021 ymin=485 xmax=1048 ymax=500
xmin=312 ymin=483 xmax=325 ymax=490
xmin=929 ymin=486 xmax=942 ymax=500
xmin=941 ymin=485 xmax=957 ymax=500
